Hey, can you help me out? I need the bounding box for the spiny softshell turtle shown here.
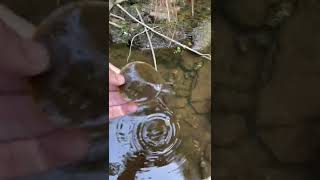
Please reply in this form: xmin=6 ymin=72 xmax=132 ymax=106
xmin=30 ymin=1 xmax=107 ymax=126
xmin=119 ymin=61 xmax=172 ymax=103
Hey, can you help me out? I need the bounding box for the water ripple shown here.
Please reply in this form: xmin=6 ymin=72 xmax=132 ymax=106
xmin=115 ymin=107 xmax=182 ymax=168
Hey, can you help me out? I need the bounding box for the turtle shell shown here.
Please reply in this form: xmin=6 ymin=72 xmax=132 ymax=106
xmin=120 ymin=61 xmax=166 ymax=102
xmin=30 ymin=1 xmax=107 ymax=126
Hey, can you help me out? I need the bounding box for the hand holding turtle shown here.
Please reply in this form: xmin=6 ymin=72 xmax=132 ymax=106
xmin=109 ymin=63 xmax=138 ymax=120
xmin=0 ymin=19 xmax=89 ymax=179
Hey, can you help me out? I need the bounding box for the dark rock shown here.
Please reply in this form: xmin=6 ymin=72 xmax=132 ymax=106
xmin=220 ymin=0 xmax=270 ymax=28
xmin=258 ymin=124 xmax=320 ymax=163
xmin=256 ymin=0 xmax=320 ymax=126
xmin=215 ymin=90 xmax=252 ymax=112
xmin=214 ymin=139 xmax=272 ymax=174
xmin=213 ymin=114 xmax=247 ymax=146
xmin=257 ymin=168 xmax=310 ymax=180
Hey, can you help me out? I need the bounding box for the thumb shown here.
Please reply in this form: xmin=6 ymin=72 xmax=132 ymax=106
xmin=0 ymin=19 xmax=49 ymax=77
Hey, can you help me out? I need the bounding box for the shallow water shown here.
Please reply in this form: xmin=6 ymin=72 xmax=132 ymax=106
xmin=109 ymin=44 xmax=212 ymax=179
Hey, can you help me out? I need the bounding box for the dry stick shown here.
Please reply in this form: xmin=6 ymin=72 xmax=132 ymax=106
xmin=110 ymin=13 xmax=125 ymax=21
xmin=173 ymin=0 xmax=178 ymax=19
xmin=168 ymin=27 xmax=176 ymax=47
xmin=135 ymin=8 xmax=158 ymax=71
xmin=109 ymin=21 xmax=122 ymax=28
xmin=127 ymin=26 xmax=160 ymax=63
xmin=165 ymin=0 xmax=171 ymax=22
xmin=116 ymin=4 xmax=211 ymax=60
xmin=127 ymin=30 xmax=147 ymax=63
xmin=154 ymin=0 xmax=158 ymax=22
xmin=191 ymin=0 xmax=194 ymax=17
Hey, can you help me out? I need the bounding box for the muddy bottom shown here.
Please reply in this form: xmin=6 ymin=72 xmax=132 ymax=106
xmin=109 ymin=44 xmax=211 ymax=180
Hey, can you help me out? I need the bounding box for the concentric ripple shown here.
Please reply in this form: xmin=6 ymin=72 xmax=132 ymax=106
xmin=115 ymin=104 xmax=182 ymax=168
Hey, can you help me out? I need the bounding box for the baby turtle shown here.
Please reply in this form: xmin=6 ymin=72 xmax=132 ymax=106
xmin=30 ymin=1 xmax=107 ymax=126
xmin=119 ymin=61 xmax=173 ymax=103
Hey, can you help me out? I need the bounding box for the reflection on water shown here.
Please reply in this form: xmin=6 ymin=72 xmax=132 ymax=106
xmin=109 ymin=97 xmax=186 ymax=179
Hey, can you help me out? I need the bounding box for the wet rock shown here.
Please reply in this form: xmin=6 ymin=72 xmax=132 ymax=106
xmin=253 ymin=31 xmax=274 ymax=49
xmin=172 ymin=67 xmax=193 ymax=97
xmin=215 ymin=89 xmax=252 ymax=112
xmin=256 ymin=0 xmax=320 ymax=126
xmin=265 ymin=0 xmax=296 ymax=28
xmin=191 ymin=61 xmax=211 ymax=102
xmin=213 ymin=168 xmax=237 ymax=180
xmin=258 ymin=124 xmax=320 ymax=163
xmin=204 ymin=143 xmax=211 ymax=162
xmin=214 ymin=75 xmax=256 ymax=92
xmin=257 ymin=168 xmax=310 ymax=180
xmin=214 ymin=139 xmax=271 ymax=173
xmin=191 ymin=19 xmax=211 ymax=51
xmin=200 ymin=156 xmax=211 ymax=179
xmin=220 ymin=0 xmax=270 ymax=28
xmin=176 ymin=106 xmax=199 ymax=129
xmin=180 ymin=51 xmax=204 ymax=71
xmin=214 ymin=15 xmax=260 ymax=91
xmin=191 ymin=100 xmax=211 ymax=114
xmin=213 ymin=114 xmax=247 ymax=146
xmin=175 ymin=88 xmax=190 ymax=97
xmin=155 ymin=48 xmax=181 ymax=68
xmin=166 ymin=97 xmax=188 ymax=109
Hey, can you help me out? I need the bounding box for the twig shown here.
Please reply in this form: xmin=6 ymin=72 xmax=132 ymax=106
xmin=116 ymin=4 xmax=211 ymax=61
xmin=135 ymin=8 xmax=158 ymax=71
xmin=127 ymin=26 xmax=160 ymax=63
xmin=191 ymin=0 xmax=194 ymax=17
xmin=165 ymin=0 xmax=171 ymax=22
xmin=110 ymin=13 xmax=125 ymax=21
xmin=168 ymin=22 xmax=177 ymax=47
xmin=154 ymin=0 xmax=158 ymax=22
xmin=109 ymin=21 xmax=122 ymax=28
xmin=127 ymin=30 xmax=147 ymax=63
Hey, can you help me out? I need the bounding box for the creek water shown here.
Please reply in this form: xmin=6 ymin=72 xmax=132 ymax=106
xmin=109 ymin=44 xmax=211 ymax=180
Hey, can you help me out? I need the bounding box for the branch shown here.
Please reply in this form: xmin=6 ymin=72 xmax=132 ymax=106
xmin=116 ymin=4 xmax=211 ymax=61
xmin=135 ymin=7 xmax=158 ymax=71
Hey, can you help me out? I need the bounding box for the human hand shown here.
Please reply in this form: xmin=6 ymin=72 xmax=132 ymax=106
xmin=0 ymin=19 xmax=89 ymax=178
xmin=109 ymin=63 xmax=137 ymax=120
